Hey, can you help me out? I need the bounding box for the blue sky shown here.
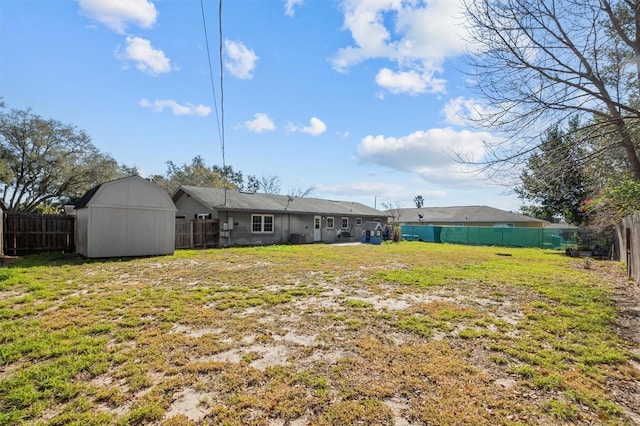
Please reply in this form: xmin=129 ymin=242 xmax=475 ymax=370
xmin=1 ymin=0 xmax=521 ymax=211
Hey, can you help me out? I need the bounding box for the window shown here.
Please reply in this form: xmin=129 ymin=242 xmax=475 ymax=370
xmin=356 ymin=218 xmax=363 ymax=226
xmin=327 ymin=217 xmax=334 ymax=229
xmin=252 ymin=214 xmax=274 ymax=233
xmin=341 ymin=217 xmax=349 ymax=229
xmin=196 ymin=213 xmax=211 ymax=220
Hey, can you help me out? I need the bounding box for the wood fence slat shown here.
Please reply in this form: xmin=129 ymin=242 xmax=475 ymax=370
xmin=174 ymin=219 xmax=219 ymax=249
xmin=2 ymin=212 xmax=75 ymax=256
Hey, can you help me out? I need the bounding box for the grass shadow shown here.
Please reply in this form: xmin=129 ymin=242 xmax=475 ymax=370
xmin=0 ymin=252 xmax=152 ymax=268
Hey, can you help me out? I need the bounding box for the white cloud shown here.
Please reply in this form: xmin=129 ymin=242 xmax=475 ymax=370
xmin=284 ymin=0 xmax=304 ymax=17
xmin=443 ymin=97 xmax=492 ymax=126
xmin=78 ymin=0 xmax=157 ymax=34
xmin=332 ymin=0 xmax=469 ymax=95
xmin=356 ymin=127 xmax=493 ymax=185
xmin=287 ymin=117 xmax=327 ymax=136
xmin=375 ymin=68 xmax=446 ymax=95
xmin=300 ymin=117 xmax=327 ymax=136
xmin=420 ymin=189 xmax=447 ymax=198
xmin=315 ymin=181 xmax=406 ymax=197
xmin=245 ymin=113 xmax=276 ymax=132
xmin=140 ymin=99 xmax=211 ymax=116
xmin=224 ymin=40 xmax=259 ymax=79
xmin=117 ymin=36 xmax=171 ymax=75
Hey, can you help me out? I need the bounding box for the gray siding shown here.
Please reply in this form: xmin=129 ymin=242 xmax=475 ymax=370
xmin=173 ymin=195 xmax=219 ymax=220
xmin=172 ymin=187 xmax=387 ymax=248
xmin=215 ymin=211 xmax=372 ymax=247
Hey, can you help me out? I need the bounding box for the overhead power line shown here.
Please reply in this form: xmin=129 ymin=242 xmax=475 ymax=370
xmin=200 ymin=0 xmax=226 ymax=170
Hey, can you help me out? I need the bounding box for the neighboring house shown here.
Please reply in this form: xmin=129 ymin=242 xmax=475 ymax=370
xmin=172 ymin=186 xmax=388 ymax=247
xmin=75 ymin=175 xmax=176 ymax=258
xmin=392 ymin=206 xmax=548 ymax=228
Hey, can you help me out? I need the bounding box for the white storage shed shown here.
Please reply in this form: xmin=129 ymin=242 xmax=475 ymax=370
xmin=75 ymin=176 xmax=176 ymax=258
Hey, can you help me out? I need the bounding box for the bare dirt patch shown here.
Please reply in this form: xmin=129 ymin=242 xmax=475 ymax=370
xmin=164 ymin=388 xmax=215 ymax=422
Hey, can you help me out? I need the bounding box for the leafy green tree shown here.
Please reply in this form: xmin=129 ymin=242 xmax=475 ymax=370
xmin=600 ymin=176 xmax=640 ymax=217
xmin=245 ymin=175 xmax=259 ymax=193
xmin=151 ymin=156 xmax=256 ymax=194
xmin=413 ymin=195 xmax=424 ymax=208
xmin=0 ymin=108 xmax=132 ymax=212
xmin=584 ymin=174 xmax=640 ymax=230
xmin=515 ymin=119 xmax=589 ymax=224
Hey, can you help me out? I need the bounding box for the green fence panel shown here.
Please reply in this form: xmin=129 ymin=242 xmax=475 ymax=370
xmin=401 ymin=225 xmax=435 ymax=242
xmin=400 ymin=225 xmax=580 ymax=250
xmin=502 ymin=228 xmax=542 ymax=248
xmin=439 ymin=227 xmax=468 ymax=244
xmin=473 ymin=227 xmax=504 ymax=246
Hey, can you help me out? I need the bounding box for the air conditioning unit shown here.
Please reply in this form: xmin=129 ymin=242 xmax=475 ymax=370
xmin=290 ymin=233 xmax=305 ymax=244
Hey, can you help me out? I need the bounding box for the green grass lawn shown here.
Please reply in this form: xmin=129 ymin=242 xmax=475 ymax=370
xmin=0 ymin=243 xmax=638 ymax=425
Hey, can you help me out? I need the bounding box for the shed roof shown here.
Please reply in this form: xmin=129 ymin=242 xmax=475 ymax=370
xmin=76 ymin=175 xmax=176 ymax=211
xmin=174 ymin=186 xmax=386 ymax=217
xmin=394 ymin=206 xmax=547 ymax=224
xmin=362 ymin=221 xmax=382 ymax=231
xmin=74 ymin=185 xmax=102 ymax=209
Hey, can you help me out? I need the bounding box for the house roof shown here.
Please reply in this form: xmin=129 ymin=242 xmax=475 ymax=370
xmin=174 ymin=186 xmax=387 ymax=217
xmin=393 ymin=206 xmax=547 ymax=224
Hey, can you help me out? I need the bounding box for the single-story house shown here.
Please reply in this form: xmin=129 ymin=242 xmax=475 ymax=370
xmin=172 ymin=186 xmax=388 ymax=247
xmin=392 ymin=206 xmax=548 ymax=228
xmin=75 ymin=175 xmax=177 ymax=258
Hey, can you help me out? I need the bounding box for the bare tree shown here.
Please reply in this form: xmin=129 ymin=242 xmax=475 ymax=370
xmin=381 ymin=201 xmax=405 ymax=224
xmin=461 ymin=0 xmax=640 ymax=181
xmin=381 ymin=201 xmax=405 ymax=242
xmin=287 ymin=186 xmax=315 ymax=198
xmin=258 ymin=174 xmax=281 ymax=194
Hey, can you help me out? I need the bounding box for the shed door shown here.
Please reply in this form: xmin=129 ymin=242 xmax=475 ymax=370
xmin=313 ymin=216 xmax=322 ymax=242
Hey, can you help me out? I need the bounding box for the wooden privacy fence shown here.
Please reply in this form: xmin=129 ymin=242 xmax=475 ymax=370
xmin=3 ymin=212 xmax=75 ymax=256
xmin=2 ymin=215 xmax=219 ymax=256
xmin=175 ymin=219 xmax=219 ymax=249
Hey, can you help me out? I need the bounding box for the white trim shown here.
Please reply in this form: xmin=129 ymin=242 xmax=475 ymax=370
xmin=251 ymin=214 xmax=274 ymax=233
